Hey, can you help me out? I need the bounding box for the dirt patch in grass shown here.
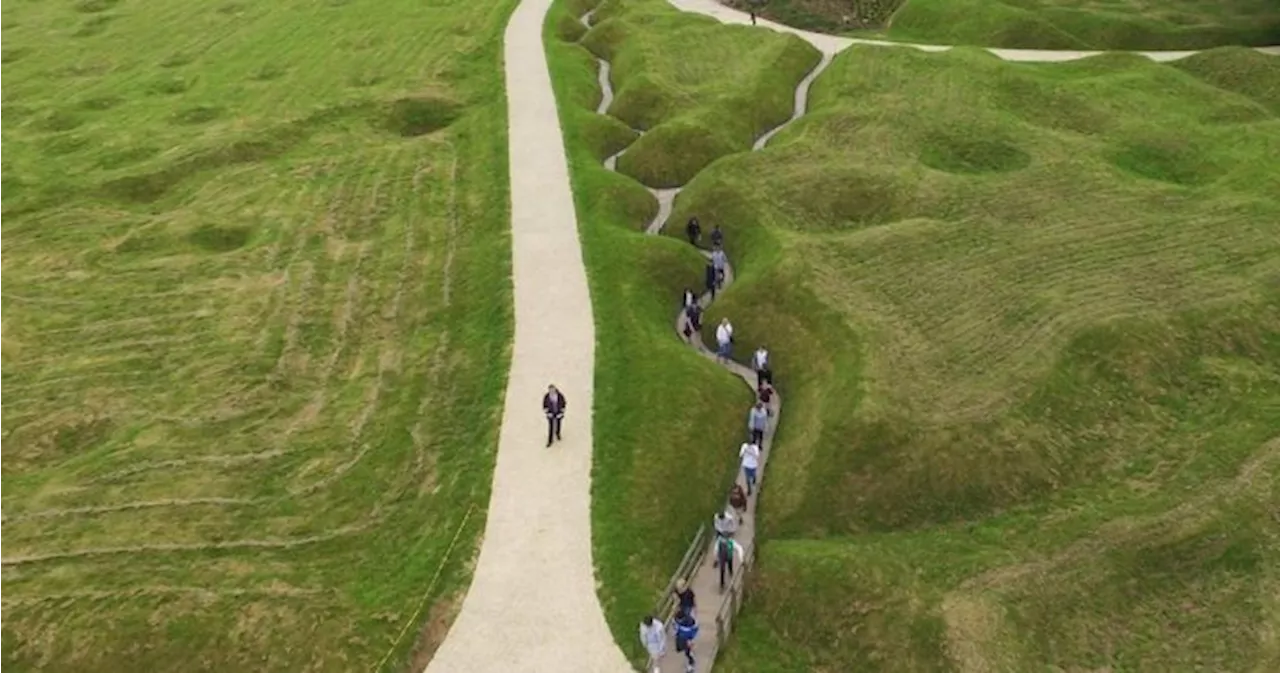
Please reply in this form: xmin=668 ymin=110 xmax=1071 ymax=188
xmin=405 ymin=591 xmax=463 ymax=672
xmin=382 ymin=95 xmax=462 ymax=137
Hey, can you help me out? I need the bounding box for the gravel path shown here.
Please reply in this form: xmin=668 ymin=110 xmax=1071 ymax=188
xmin=422 ymin=0 xmax=630 ymax=670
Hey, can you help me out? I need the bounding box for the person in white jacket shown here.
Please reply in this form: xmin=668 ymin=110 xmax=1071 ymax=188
xmin=639 ymin=615 xmax=666 ymax=672
xmin=715 ymin=318 xmax=734 ymax=363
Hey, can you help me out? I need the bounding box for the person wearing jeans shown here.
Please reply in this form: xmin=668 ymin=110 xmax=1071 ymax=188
xmin=739 ymin=440 xmax=761 ymax=496
xmin=674 ymin=608 xmax=699 ymax=673
xmin=542 ymin=384 xmax=566 ymax=447
xmin=747 ymin=401 xmax=768 ymax=445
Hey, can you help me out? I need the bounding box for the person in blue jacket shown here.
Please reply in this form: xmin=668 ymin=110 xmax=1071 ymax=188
xmin=674 ymin=608 xmax=699 ymax=673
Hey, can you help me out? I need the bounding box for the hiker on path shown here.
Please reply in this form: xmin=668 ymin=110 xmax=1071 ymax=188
xmin=716 ymin=318 xmax=734 ymax=363
xmin=740 ymin=440 xmax=761 ymax=495
xmin=757 ymin=381 xmax=775 ymax=406
xmin=673 ymin=579 xmax=696 ymax=618
xmin=752 ymin=345 xmax=771 ymax=388
xmin=639 ymin=615 xmax=666 ymax=672
xmin=686 ymin=217 xmax=701 ymax=247
xmin=682 ymin=287 xmax=697 ymax=310
xmin=748 ymin=401 xmax=769 ymax=445
xmin=729 ymin=482 xmax=748 ymax=511
xmin=704 ymin=261 xmax=718 ymax=300
xmin=542 ymin=384 xmax=566 ymax=447
xmin=710 ymin=224 xmax=724 ymax=249
xmin=714 ymin=534 xmax=746 ymax=591
xmin=714 ymin=507 xmax=738 ymax=538
xmin=711 ymin=246 xmax=727 ymax=288
xmin=674 ymin=608 xmax=700 ymax=673
xmin=683 ymin=302 xmax=703 ymax=341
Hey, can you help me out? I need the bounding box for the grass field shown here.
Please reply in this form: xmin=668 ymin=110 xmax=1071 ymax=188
xmin=544 ymin=0 xmax=821 ymax=662
xmin=1 ymin=0 xmax=516 ymax=671
xmin=552 ymin=1 xmax=1280 ymax=669
xmin=733 ymin=0 xmax=1280 ymax=50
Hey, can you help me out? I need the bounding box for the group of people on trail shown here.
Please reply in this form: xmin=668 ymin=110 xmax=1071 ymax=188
xmin=640 ymin=219 xmax=783 ymax=672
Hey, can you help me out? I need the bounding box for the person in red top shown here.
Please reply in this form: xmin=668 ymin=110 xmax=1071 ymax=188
xmin=542 ymin=384 xmax=566 ymax=447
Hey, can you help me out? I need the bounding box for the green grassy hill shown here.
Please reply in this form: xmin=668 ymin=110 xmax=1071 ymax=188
xmin=1 ymin=0 xmax=515 ymax=670
xmin=734 ymin=0 xmax=1280 ymax=50
xmin=549 ymin=1 xmax=1280 ymax=668
xmin=544 ymin=0 xmax=819 ymax=662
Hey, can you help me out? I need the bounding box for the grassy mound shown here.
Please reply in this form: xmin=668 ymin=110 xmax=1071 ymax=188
xmin=748 ymin=0 xmax=1280 ymax=50
xmin=551 ymin=4 xmax=1280 ymax=665
xmin=580 ymin=0 xmax=820 ymax=187
xmin=887 ymin=0 xmax=1280 ymax=50
xmin=1 ymin=0 xmax=519 ymax=670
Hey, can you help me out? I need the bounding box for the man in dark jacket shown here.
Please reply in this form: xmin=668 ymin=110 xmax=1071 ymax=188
xmin=710 ymin=224 xmax=724 ymax=249
xmin=542 ymin=384 xmax=566 ymax=447
xmin=704 ymin=261 xmax=718 ymax=300
xmin=686 ymin=217 xmax=701 ymax=247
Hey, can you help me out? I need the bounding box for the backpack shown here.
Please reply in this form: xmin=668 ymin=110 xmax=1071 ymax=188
xmin=716 ymin=536 xmax=734 ymax=562
xmin=729 ymin=484 xmax=747 ymax=510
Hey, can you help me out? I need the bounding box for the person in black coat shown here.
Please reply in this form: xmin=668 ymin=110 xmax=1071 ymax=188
xmin=710 ymin=224 xmax=723 ymax=249
xmin=542 ymin=384 xmax=566 ymax=447
xmin=704 ymin=261 xmax=717 ymax=300
xmin=686 ymin=217 xmax=701 ymax=247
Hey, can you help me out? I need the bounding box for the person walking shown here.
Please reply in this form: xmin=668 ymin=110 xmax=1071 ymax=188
xmin=704 ymin=261 xmax=717 ymax=300
xmin=747 ymin=401 xmax=769 ymax=445
xmin=739 ymin=439 xmax=761 ymax=496
xmin=714 ymin=534 xmax=746 ymax=591
xmin=729 ymin=482 xmax=748 ymax=511
xmin=542 ymin=384 xmax=566 ymax=447
xmin=714 ymin=506 xmax=738 ymax=538
xmin=673 ymin=579 xmax=696 ymax=619
xmin=710 ymin=224 xmax=724 ymax=249
xmin=710 ymin=246 xmax=727 ymax=289
xmin=683 ymin=302 xmax=703 ymax=341
xmin=674 ymin=608 xmax=699 ymax=673
xmin=715 ymin=318 xmax=734 ymax=363
xmin=681 ymin=287 xmax=697 ymax=310
xmin=686 ymin=216 xmax=702 ymax=247
xmin=757 ymin=381 xmax=774 ymax=406
xmin=752 ymin=345 xmax=770 ymax=388
xmin=638 ymin=615 xmax=666 ymax=673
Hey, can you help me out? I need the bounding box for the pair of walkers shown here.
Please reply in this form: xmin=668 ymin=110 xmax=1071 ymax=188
xmin=686 ymin=217 xmax=723 ymax=249
xmin=640 ymin=612 xmax=697 ymax=673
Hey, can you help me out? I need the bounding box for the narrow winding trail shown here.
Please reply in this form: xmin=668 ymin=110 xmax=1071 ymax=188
xmin=424 ymin=0 xmax=1278 ymax=671
xmin=423 ymin=0 xmax=630 ymax=671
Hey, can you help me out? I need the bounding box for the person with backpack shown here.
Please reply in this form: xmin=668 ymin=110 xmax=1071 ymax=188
xmin=542 ymin=384 xmax=566 ymax=447
xmin=638 ymin=615 xmax=666 ymax=672
xmin=710 ymin=224 xmax=724 ymax=249
xmin=674 ymin=608 xmax=699 ymax=673
xmin=739 ymin=440 xmax=761 ymax=496
xmin=704 ymin=261 xmax=717 ymax=300
xmin=757 ymin=381 xmax=774 ymax=406
xmin=714 ymin=534 xmax=746 ymax=591
xmin=686 ymin=216 xmax=701 ymax=247
xmin=715 ymin=318 xmax=734 ymax=363
xmin=681 ymin=287 xmax=697 ymax=310
xmin=714 ymin=507 xmax=738 ymax=538
xmin=752 ymin=345 xmax=771 ymax=388
xmin=729 ymin=482 xmax=748 ymax=511
xmin=747 ymin=401 xmax=769 ymax=445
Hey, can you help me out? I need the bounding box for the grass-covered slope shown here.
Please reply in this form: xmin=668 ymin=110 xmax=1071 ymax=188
xmin=735 ymin=0 xmax=1280 ymax=50
xmin=543 ymin=0 xmax=819 ymax=664
xmin=583 ymin=0 xmax=821 ymax=187
xmin=1 ymin=0 xmax=516 ymax=670
xmin=671 ymin=44 xmax=1280 ymax=671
